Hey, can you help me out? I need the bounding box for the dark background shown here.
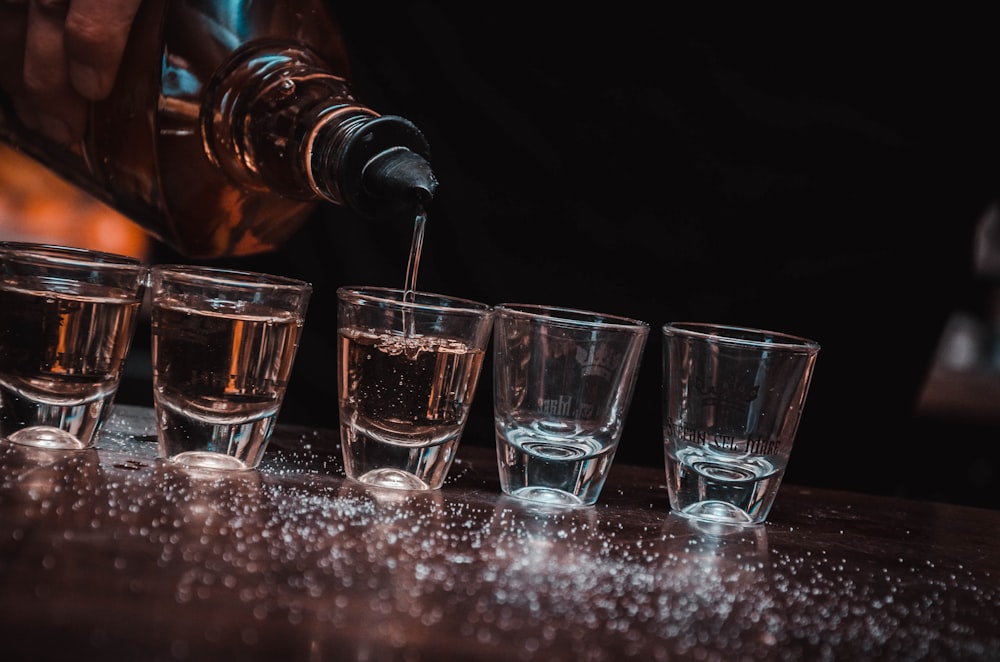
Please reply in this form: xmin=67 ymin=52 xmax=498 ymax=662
xmin=148 ymin=6 xmax=1000 ymax=508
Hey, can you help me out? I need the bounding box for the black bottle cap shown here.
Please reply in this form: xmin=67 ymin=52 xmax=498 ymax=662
xmin=339 ymin=115 xmax=437 ymax=219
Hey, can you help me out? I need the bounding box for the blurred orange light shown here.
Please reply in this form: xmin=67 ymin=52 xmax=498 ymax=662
xmin=0 ymin=143 xmax=150 ymax=260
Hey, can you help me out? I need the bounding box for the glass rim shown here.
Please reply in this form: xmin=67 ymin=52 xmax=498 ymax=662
xmin=496 ymin=303 xmax=650 ymax=332
xmin=663 ymin=321 xmax=820 ymax=352
xmin=152 ymin=264 xmax=312 ymax=292
xmin=337 ymin=286 xmax=492 ymax=314
xmin=0 ymin=241 xmax=144 ymax=268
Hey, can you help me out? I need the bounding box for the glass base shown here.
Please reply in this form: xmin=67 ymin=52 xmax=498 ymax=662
xmin=166 ymin=451 xmax=252 ymax=472
xmin=675 ymin=500 xmax=759 ymax=526
xmin=5 ymin=426 xmax=89 ymax=450
xmin=506 ymin=485 xmax=590 ymax=507
xmin=352 ymin=467 xmax=433 ymax=491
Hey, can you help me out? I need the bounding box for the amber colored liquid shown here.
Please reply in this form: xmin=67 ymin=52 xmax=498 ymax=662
xmin=337 ymin=327 xmax=485 ymax=489
xmin=0 ymin=279 xmax=142 ymax=444
xmin=151 ymin=297 xmax=305 ymax=469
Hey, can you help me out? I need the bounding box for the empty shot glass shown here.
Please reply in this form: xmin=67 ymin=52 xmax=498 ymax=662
xmin=0 ymin=242 xmax=148 ymax=450
xmin=662 ymin=323 xmax=820 ymax=525
xmin=493 ymin=304 xmax=649 ymax=507
xmin=337 ymin=287 xmax=494 ymax=491
xmin=150 ymin=265 xmax=311 ymax=471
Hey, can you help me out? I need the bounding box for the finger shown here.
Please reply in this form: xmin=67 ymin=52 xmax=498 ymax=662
xmin=24 ymin=0 xmax=68 ymax=93
xmin=64 ymin=0 xmax=143 ymax=100
xmin=24 ymin=0 xmax=86 ymax=142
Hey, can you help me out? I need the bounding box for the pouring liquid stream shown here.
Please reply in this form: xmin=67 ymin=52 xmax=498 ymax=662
xmin=402 ymin=208 xmax=426 ymax=337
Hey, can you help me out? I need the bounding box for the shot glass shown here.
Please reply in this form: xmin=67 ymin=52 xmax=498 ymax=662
xmin=492 ymin=304 xmax=649 ymax=507
xmin=337 ymin=286 xmax=494 ymax=491
xmin=662 ymin=323 xmax=820 ymax=525
xmin=150 ymin=265 xmax=311 ymax=471
xmin=0 ymin=242 xmax=148 ymax=450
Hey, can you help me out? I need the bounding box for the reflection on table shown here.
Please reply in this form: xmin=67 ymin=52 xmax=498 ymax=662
xmin=0 ymin=405 xmax=998 ymax=661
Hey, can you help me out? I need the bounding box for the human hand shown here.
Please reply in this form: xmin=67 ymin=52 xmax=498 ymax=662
xmin=0 ymin=0 xmax=143 ymax=144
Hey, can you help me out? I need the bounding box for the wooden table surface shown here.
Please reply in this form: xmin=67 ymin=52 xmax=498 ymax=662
xmin=1 ymin=405 xmax=998 ymax=661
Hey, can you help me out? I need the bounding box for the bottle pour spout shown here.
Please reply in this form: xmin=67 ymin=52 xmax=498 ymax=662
xmin=362 ymin=147 xmax=437 ymax=210
xmin=333 ymin=115 xmax=438 ymax=220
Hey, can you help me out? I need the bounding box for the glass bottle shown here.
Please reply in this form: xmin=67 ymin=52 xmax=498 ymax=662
xmin=0 ymin=0 xmax=437 ymax=258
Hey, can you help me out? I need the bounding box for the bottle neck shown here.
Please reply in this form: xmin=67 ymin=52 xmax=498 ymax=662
xmin=204 ymin=43 xmax=436 ymax=219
